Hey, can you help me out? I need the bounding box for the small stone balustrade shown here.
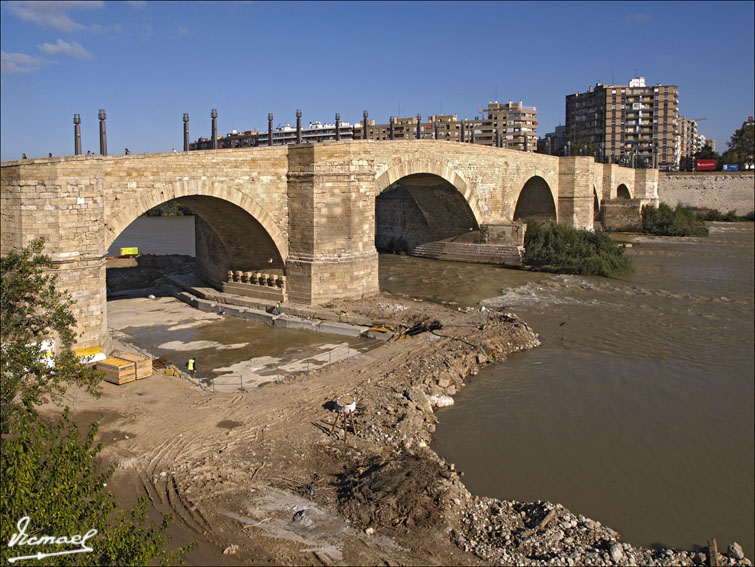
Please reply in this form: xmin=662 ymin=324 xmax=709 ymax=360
xmin=227 ymin=270 xmax=286 ymax=289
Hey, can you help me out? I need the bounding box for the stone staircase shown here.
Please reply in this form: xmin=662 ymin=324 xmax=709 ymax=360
xmin=407 ymin=241 xmax=523 ymax=266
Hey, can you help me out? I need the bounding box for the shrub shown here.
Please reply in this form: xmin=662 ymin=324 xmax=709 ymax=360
xmin=523 ymin=222 xmax=631 ymax=277
xmin=693 ymin=208 xmax=740 ymax=222
xmin=641 ymin=203 xmax=709 ymax=236
xmin=1 ymin=410 xmax=192 ymax=565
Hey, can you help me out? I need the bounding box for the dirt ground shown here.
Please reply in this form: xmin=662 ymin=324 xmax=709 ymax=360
xmin=42 ymin=292 xmax=750 ymax=566
xmin=42 ymin=293 xmax=540 ymax=565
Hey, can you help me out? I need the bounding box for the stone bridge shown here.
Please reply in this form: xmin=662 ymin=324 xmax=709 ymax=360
xmin=1 ymin=140 xmax=658 ymax=351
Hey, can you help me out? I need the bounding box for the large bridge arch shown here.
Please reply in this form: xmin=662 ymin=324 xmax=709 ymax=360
xmin=374 ymin=159 xmax=482 ymax=251
xmin=374 ymin=158 xmax=483 ymax=225
xmin=105 ymin=181 xmax=287 ymax=260
xmin=512 ymin=175 xmax=558 ymax=223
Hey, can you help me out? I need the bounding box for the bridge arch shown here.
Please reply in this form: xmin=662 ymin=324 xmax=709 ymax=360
xmin=617 ymin=183 xmax=632 ymax=199
xmin=374 ymin=158 xmax=482 ymax=225
xmin=105 ymin=181 xmax=287 ymax=261
xmin=374 ymin=159 xmax=481 ymax=251
xmin=513 ymin=175 xmax=558 ymax=224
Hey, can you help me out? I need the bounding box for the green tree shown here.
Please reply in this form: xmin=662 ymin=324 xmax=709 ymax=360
xmin=1 ymin=239 xmax=192 ymax=564
xmin=721 ymin=122 xmax=755 ymax=167
xmin=1 ymin=238 xmax=102 ymax=433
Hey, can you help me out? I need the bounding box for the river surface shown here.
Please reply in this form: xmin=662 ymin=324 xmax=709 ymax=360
xmin=112 ymin=217 xmax=754 ymax=557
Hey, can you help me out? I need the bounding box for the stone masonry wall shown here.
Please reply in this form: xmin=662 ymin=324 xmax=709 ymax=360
xmin=0 ymin=158 xmax=107 ymax=352
xmin=658 ymin=172 xmax=755 ymax=217
xmin=2 ymin=143 xmax=650 ymax=349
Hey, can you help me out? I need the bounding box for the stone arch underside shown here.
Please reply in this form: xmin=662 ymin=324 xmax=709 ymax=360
xmin=105 ymin=185 xmax=286 ymax=260
xmin=513 ymin=176 xmax=558 ymax=224
xmin=105 ymin=188 xmax=286 ymax=287
xmin=617 ymin=184 xmax=632 ymax=199
xmin=375 ymin=173 xmax=480 ymax=251
xmin=175 ymin=196 xmax=285 ymax=286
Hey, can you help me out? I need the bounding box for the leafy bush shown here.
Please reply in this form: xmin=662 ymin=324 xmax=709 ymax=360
xmin=693 ymin=208 xmax=740 ymax=222
xmin=1 ymin=410 xmax=192 ymax=566
xmin=641 ymin=203 xmax=709 ymax=236
xmin=1 ymin=238 xmax=102 ymax=432
xmin=523 ymin=222 xmax=631 ymax=277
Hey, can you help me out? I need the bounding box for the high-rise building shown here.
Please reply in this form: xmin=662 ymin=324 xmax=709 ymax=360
xmin=565 ymin=77 xmax=679 ymax=169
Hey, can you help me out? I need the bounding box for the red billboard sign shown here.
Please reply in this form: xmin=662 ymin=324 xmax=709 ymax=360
xmin=696 ymin=159 xmax=717 ymax=171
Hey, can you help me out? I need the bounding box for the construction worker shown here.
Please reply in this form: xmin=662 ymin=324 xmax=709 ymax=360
xmin=274 ymin=302 xmax=281 ymax=315
xmin=185 ymin=357 xmax=196 ymax=378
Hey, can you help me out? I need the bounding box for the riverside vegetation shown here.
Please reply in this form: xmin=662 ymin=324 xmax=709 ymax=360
xmin=642 ymin=203 xmax=710 ymax=237
xmin=0 ymin=238 xmax=191 ymax=565
xmin=522 ymin=222 xmax=631 ymax=277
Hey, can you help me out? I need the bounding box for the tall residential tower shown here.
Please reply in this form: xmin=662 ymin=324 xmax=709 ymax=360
xmin=565 ymin=77 xmax=679 ymax=169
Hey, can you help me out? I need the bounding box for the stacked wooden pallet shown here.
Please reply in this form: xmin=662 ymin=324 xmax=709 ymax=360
xmin=97 ymin=358 xmax=136 ymax=385
xmin=115 ymin=352 xmax=153 ymax=380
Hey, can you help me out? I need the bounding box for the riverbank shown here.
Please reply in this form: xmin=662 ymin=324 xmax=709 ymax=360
xmin=43 ymin=289 xmax=751 ymax=566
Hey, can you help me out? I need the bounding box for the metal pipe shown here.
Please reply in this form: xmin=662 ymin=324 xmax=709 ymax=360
xmin=363 ymin=110 xmax=368 ymax=140
xmin=296 ymin=109 xmax=302 ymax=144
xmin=268 ymin=113 xmax=273 ymax=146
xmin=211 ymin=109 xmax=218 ymax=149
xmin=73 ymin=114 xmax=82 ymax=155
xmin=183 ymin=113 xmax=189 ymax=151
xmin=335 ymin=113 xmax=340 ymax=141
xmin=98 ymin=109 xmax=107 ymax=156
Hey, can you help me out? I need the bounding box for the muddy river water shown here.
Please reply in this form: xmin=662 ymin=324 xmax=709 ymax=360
xmin=112 ymin=217 xmax=753 ymax=557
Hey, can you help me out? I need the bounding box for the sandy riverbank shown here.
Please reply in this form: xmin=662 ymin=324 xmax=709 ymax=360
xmin=43 ymin=291 xmax=751 ymax=566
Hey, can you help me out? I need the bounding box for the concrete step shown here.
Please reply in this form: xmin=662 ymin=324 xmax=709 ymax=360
xmin=407 ymin=242 xmax=523 ymax=266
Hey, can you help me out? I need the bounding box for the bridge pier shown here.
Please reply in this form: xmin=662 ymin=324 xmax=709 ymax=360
xmin=286 ymin=145 xmax=379 ymax=304
xmin=0 ymin=157 xmax=108 ymax=352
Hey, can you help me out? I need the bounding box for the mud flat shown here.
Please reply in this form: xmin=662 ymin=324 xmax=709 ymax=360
xmin=45 ymin=292 xmax=751 ymax=566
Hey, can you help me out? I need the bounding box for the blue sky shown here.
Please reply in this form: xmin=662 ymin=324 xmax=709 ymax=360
xmin=1 ymin=1 xmax=753 ymax=161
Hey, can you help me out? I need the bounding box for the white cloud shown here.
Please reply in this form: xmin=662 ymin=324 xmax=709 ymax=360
xmin=38 ymin=39 xmax=94 ymax=60
xmin=1 ymin=50 xmax=52 ymax=74
xmin=5 ymin=1 xmax=104 ymax=32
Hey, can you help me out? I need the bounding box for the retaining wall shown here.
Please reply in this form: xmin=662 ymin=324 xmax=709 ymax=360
xmin=658 ymin=172 xmax=754 ymax=217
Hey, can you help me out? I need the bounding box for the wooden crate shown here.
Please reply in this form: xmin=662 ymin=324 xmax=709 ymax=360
xmin=115 ymin=352 xmax=153 ymax=380
xmin=97 ymin=358 xmax=136 ymax=385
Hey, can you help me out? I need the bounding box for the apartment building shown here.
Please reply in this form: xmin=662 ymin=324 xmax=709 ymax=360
xmin=565 ymin=77 xmax=679 ymax=169
xmin=189 ymin=121 xmax=355 ymax=149
xmin=357 ymin=102 xmax=538 ymax=150
xmin=475 ymin=101 xmax=538 ymax=150
xmin=189 ymin=99 xmax=539 ymax=152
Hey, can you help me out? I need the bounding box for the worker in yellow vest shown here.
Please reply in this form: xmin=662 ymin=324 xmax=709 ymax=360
xmin=185 ymin=357 xmax=196 ymax=378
